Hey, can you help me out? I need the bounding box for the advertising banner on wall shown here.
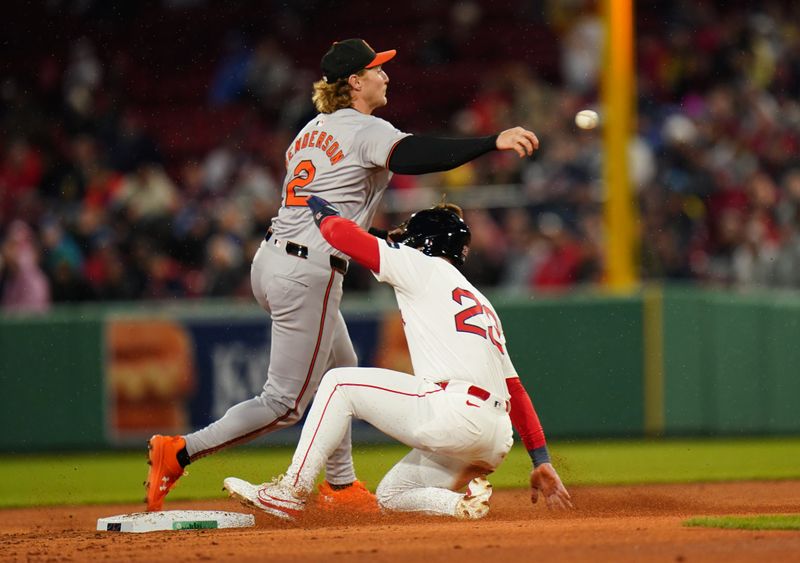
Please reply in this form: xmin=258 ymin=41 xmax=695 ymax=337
xmin=104 ymin=310 xmax=409 ymax=446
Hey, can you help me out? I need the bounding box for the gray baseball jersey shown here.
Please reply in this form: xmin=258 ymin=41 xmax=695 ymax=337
xmin=271 ymin=108 xmax=410 ymax=257
xmin=182 ymin=107 xmax=408 ymax=491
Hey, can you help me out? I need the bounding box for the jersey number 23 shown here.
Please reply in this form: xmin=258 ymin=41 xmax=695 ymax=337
xmin=452 ymin=287 xmax=505 ymax=354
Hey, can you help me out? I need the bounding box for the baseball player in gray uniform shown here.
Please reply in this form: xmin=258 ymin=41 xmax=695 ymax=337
xmin=145 ymin=38 xmax=541 ymax=513
xmin=222 ymin=198 xmax=571 ymax=519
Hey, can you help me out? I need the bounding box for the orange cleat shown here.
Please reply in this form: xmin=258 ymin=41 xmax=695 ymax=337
xmin=315 ymin=480 xmax=379 ymax=513
xmin=144 ymin=435 xmax=186 ymax=512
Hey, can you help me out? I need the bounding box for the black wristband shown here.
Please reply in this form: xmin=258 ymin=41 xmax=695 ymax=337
xmin=529 ymin=445 xmax=551 ymax=468
xmin=368 ymin=227 xmax=388 ymax=240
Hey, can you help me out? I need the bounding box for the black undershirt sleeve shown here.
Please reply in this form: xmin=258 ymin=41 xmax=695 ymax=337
xmin=387 ymin=134 xmax=499 ymax=175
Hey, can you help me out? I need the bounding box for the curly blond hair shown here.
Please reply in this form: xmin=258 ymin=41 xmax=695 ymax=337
xmin=311 ymin=70 xmax=367 ymax=113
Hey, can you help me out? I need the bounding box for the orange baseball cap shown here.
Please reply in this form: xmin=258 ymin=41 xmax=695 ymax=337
xmin=321 ymin=38 xmax=396 ymax=84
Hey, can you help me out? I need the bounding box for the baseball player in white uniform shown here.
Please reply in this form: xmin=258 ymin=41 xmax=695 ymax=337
xmin=145 ymin=39 xmax=541 ymax=513
xmin=223 ymin=198 xmax=572 ymax=519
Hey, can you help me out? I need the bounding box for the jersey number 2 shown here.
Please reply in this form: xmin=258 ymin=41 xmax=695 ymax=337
xmin=285 ymin=160 xmax=316 ymax=207
xmin=452 ymin=288 xmax=505 ymax=354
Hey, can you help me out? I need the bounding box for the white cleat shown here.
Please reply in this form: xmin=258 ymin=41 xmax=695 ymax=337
xmin=223 ymin=476 xmax=305 ymax=521
xmin=454 ymin=477 xmax=493 ymax=520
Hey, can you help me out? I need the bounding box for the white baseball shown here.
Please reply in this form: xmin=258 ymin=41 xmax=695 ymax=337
xmin=575 ymin=110 xmax=599 ymax=130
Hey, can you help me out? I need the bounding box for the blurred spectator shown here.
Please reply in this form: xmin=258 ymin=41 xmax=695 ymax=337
xmin=62 ymin=38 xmax=103 ymax=133
xmin=209 ymin=32 xmax=251 ymax=107
xmin=276 ymin=69 xmax=318 ymax=132
xmin=204 ymin=234 xmax=246 ymax=297
xmin=460 ymin=209 xmax=507 ymax=286
xmin=172 ymin=160 xmax=214 ymax=268
xmin=142 ymin=252 xmax=186 ymax=299
xmin=115 ymin=162 xmax=178 ymax=223
xmin=1 ymin=0 xmax=800 ymax=307
xmin=0 ymin=139 xmax=43 ymax=225
xmin=530 ymin=212 xmax=592 ymax=290
xmin=202 ymin=138 xmax=240 ymax=194
xmin=448 ymin=1 xmax=483 ymax=56
xmin=499 ymin=208 xmax=541 ymax=290
xmin=40 ymin=134 xmax=101 ymax=212
xmin=559 ymin=4 xmax=603 ymax=95
xmin=49 ymin=259 xmax=95 ymax=302
xmin=40 ymin=216 xmax=83 ymax=275
xmin=107 ymin=110 xmax=162 ymax=173
xmin=83 ymin=239 xmax=135 ymax=300
xmin=0 ymin=221 xmax=50 ymax=312
xmin=245 ymin=37 xmax=293 ymax=118
xmin=775 ymin=204 xmax=800 ymax=287
xmin=414 ymin=21 xmax=455 ymax=66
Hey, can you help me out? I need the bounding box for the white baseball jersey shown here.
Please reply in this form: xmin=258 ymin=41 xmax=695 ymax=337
xmin=270 ymin=108 xmax=410 ymax=257
xmin=374 ymin=240 xmax=517 ymax=399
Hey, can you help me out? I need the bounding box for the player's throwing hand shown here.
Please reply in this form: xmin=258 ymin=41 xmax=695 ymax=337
xmin=496 ymin=126 xmax=540 ymax=158
xmin=530 ymin=463 xmax=573 ymax=509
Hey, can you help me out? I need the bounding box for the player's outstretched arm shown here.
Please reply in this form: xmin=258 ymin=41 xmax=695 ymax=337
xmin=506 ymin=376 xmax=573 ymax=510
xmin=307 ymin=196 xmax=381 ymax=272
xmin=387 ymin=126 xmax=539 ymax=175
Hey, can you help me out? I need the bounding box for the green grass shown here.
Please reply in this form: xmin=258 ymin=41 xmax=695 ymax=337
xmin=0 ymin=437 xmax=799 ymax=508
xmin=684 ymin=515 xmax=800 ymax=531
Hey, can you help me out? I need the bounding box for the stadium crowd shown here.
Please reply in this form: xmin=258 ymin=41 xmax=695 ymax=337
xmin=2 ymin=0 xmax=800 ymax=312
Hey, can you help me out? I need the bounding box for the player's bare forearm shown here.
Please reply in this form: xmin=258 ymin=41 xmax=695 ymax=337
xmin=319 ymin=216 xmax=380 ymax=272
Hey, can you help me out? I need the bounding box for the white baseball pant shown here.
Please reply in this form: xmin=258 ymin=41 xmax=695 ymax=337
xmin=284 ymin=367 xmax=514 ymax=516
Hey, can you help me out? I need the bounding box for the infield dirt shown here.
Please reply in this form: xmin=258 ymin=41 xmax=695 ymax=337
xmin=2 ymin=480 xmax=799 ymax=562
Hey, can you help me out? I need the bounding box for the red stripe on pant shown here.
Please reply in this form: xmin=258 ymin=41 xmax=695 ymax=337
xmin=292 ymin=383 xmax=445 ymax=487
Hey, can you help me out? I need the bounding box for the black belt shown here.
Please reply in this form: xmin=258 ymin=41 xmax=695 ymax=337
xmin=265 ymin=229 xmax=348 ymax=275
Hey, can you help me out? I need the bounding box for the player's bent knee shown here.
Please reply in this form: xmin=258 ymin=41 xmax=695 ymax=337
xmin=375 ymin=480 xmax=397 ymax=510
xmin=254 ymin=392 xmax=303 ymax=425
xmin=323 ymin=367 xmax=349 ymax=380
xmin=375 ymin=478 xmax=410 ymax=510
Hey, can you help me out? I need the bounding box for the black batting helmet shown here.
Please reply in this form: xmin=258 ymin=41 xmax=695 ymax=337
xmin=398 ymin=207 xmax=471 ymax=265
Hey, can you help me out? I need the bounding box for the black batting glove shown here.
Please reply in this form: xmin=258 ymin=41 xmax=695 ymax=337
xmin=307 ymin=195 xmax=341 ymax=228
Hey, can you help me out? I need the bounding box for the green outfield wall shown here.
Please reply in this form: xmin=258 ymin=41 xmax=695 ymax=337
xmin=0 ymin=309 xmax=106 ymax=450
xmin=661 ymin=288 xmax=800 ymax=435
xmin=1 ymin=287 xmax=798 ymax=451
xmin=495 ymin=294 xmax=644 ymax=438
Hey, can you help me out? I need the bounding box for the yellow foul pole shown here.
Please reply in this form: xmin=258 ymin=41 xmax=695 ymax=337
xmin=602 ymin=0 xmax=638 ymax=289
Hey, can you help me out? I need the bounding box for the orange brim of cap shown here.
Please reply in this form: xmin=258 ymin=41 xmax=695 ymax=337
xmin=366 ymin=49 xmax=396 ymax=68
